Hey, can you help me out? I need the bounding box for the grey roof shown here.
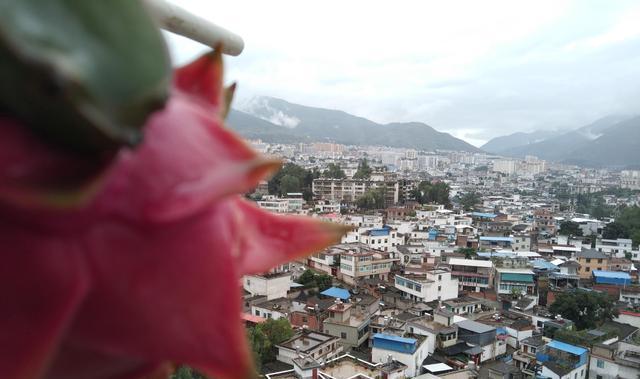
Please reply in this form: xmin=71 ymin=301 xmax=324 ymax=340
xmin=577 ymin=249 xmax=608 ymax=259
xmin=522 ymin=336 xmax=546 ymax=347
xmin=456 ymin=320 xmax=496 ymax=334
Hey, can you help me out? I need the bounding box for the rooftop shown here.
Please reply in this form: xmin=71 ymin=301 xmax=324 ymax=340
xmin=321 ymin=287 xmax=351 ymax=300
xmin=547 ymin=340 xmax=588 ymax=356
xmin=448 ymin=258 xmax=493 ymax=268
xmin=456 ymin=319 xmax=496 ymax=334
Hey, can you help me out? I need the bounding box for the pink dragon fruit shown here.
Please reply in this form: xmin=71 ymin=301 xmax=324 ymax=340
xmin=0 ymin=50 xmax=349 ymax=379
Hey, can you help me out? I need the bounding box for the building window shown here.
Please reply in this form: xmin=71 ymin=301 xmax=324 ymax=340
xmin=598 ymin=259 xmax=603 ymax=263
xmin=586 ymin=258 xmax=591 ymax=263
xmin=586 ymin=267 xmax=590 ymax=272
xmin=438 ymin=286 xmax=441 ymax=291
xmin=340 ymin=332 xmax=347 ymax=339
xmin=596 ymin=359 xmax=604 ymax=368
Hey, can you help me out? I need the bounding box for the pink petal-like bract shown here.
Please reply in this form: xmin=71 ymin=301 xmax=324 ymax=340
xmin=0 ymin=51 xmax=348 ymax=379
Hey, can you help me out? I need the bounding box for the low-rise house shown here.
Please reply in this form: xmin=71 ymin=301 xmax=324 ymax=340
xmin=596 ymin=238 xmax=634 ymax=258
xmin=338 ymin=244 xmax=397 ymax=285
xmin=405 ymin=310 xmax=459 ymax=354
xmin=394 ymin=269 xmax=459 ymax=302
xmin=443 ymin=296 xmax=484 ymax=315
xmin=243 ymin=270 xmax=292 ymax=301
xmin=512 ymin=336 xmax=545 ymax=378
xmin=589 ymin=330 xmax=640 ymax=379
xmin=537 ymin=340 xmax=588 ymax=379
xmin=576 ymin=250 xmax=610 ymax=279
xmin=448 ymin=258 xmax=494 ymax=293
xmin=276 ymin=331 xmax=342 ymax=365
xmin=593 ymin=270 xmax=632 ymax=285
xmin=456 ymin=319 xmax=507 ymax=363
xmin=371 ymin=333 xmax=429 ymax=377
xmin=494 ymin=268 xmax=536 ymax=296
xmin=251 ymin=297 xmax=292 ymax=320
xmin=322 ymin=300 xmax=370 ymax=349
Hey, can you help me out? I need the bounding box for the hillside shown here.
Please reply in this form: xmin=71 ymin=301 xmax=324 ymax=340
xmin=227 ymin=96 xmax=481 ymax=152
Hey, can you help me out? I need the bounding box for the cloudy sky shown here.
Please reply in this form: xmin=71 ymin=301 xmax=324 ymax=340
xmin=166 ymin=0 xmax=640 ymax=146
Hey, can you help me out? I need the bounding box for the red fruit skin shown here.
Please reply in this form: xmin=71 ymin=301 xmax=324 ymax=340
xmin=0 ymin=52 xmax=348 ymax=379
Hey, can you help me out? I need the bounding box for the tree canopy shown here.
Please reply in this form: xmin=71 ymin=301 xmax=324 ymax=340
xmin=412 ymin=181 xmax=450 ymax=206
xmin=356 ymin=188 xmax=385 ymax=210
xmin=616 ymin=206 xmax=640 ymax=247
xmin=549 ymin=290 xmax=619 ymax=330
xmin=268 ymin=163 xmax=319 ymax=200
xmin=352 ymin=159 xmax=373 ymax=180
xmin=248 ymin=318 xmax=294 ymax=370
xmin=558 ymin=221 xmax=583 ymax=237
xmin=297 ymin=269 xmax=333 ymax=291
xmin=459 ymin=192 xmax=481 ymax=211
xmin=323 ymin=163 xmax=346 ymax=179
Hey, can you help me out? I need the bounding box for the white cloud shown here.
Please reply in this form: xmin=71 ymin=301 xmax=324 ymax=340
xmin=165 ymin=0 xmax=640 ymax=145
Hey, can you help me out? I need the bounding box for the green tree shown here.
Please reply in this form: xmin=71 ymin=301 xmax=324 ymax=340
xmin=279 ymin=174 xmax=301 ymax=195
xmin=603 ymin=222 xmax=629 ymax=240
xmin=356 ymin=188 xmax=385 ymax=209
xmin=315 ymin=274 xmax=333 ymax=291
xmin=460 ymin=192 xmax=481 ymax=211
xmin=248 ymin=326 xmax=271 ymax=371
xmin=353 ymin=159 xmax=372 ymax=179
xmin=298 ymin=269 xmax=318 ymax=287
xmin=558 ymin=221 xmax=583 ymax=237
xmin=549 ymin=290 xmax=619 ymax=330
xmin=617 ymin=206 xmax=640 ymax=247
xmin=457 ymin=247 xmax=477 ymax=259
xmin=323 ymin=163 xmax=346 ymax=179
xmin=414 ymin=181 xmax=450 ymax=205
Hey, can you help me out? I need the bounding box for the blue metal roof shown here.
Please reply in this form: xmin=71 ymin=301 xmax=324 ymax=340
xmin=592 ymin=270 xmax=631 ymax=279
xmin=547 ymin=340 xmax=588 ymax=356
xmin=532 ymin=259 xmax=558 ymax=271
xmin=370 ymin=228 xmax=390 ymax=237
xmin=320 ymin=287 xmax=350 ymax=300
xmin=471 ymin=212 xmax=497 ymax=218
xmin=372 ymin=333 xmax=417 ymax=354
xmin=373 ymin=333 xmax=417 ymax=344
xmin=480 ymin=236 xmax=513 ymax=242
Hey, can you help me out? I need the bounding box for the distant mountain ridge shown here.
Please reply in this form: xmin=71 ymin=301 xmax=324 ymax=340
xmin=482 ymin=114 xmax=639 ymax=168
xmin=227 ymin=96 xmax=481 ymax=152
xmin=480 ymin=130 xmax=563 ymax=154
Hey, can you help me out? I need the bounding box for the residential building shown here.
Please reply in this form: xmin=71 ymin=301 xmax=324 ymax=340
xmin=394 ymin=269 xmax=459 ymax=302
xmin=276 ymin=331 xmax=342 ymax=365
xmin=448 ymin=258 xmax=494 ymax=292
xmin=322 ymin=300 xmax=370 ymax=349
xmin=405 ymin=310 xmax=459 ymax=355
xmin=358 ymin=226 xmax=404 ymax=253
xmin=589 ymin=330 xmax=640 ymax=379
xmin=494 ymin=268 xmax=536 ymax=295
xmin=512 ymin=336 xmax=545 ymax=378
xmin=371 ymin=333 xmax=429 ymax=377
xmin=312 ymin=178 xmax=400 ymax=205
xmin=537 ymin=340 xmax=588 ymax=379
xmin=621 ymin=170 xmax=640 ymax=190
xmin=456 ymin=319 xmax=507 ymax=363
xmin=596 ymin=238 xmax=634 ymax=257
xmin=243 ymin=264 xmax=292 ymax=300
xmin=576 ymin=250 xmax=610 ymax=279
xmin=337 ymin=244 xmax=397 ymax=285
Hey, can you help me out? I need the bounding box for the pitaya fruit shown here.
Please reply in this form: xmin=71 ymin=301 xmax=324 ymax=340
xmin=0 ymin=49 xmax=350 ymax=379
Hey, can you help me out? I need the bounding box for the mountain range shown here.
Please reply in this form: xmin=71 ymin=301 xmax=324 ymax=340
xmin=227 ymin=96 xmax=481 ymax=152
xmin=481 ymin=114 xmax=640 ymax=168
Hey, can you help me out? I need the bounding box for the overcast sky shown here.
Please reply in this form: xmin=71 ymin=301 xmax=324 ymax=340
xmin=166 ymin=0 xmax=640 ymax=146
